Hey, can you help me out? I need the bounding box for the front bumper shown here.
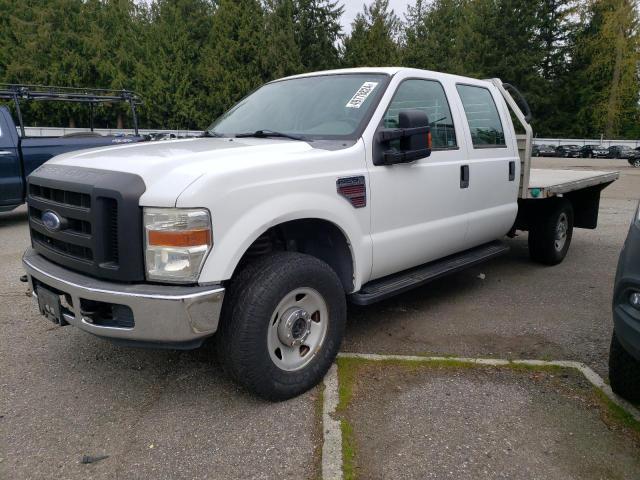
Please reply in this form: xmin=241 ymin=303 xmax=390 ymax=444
xmin=613 ymin=221 xmax=640 ymax=360
xmin=23 ymin=248 xmax=225 ymax=348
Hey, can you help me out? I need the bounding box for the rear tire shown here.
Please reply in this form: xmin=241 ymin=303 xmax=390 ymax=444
xmin=528 ymin=199 xmax=574 ymax=265
xmin=216 ymin=251 xmax=346 ymax=400
xmin=609 ymin=332 xmax=640 ymax=403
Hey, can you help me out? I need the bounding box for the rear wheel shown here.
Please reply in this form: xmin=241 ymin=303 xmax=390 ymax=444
xmin=528 ymin=199 xmax=574 ymax=265
xmin=609 ymin=332 xmax=640 ymax=403
xmin=216 ymin=251 xmax=346 ymax=400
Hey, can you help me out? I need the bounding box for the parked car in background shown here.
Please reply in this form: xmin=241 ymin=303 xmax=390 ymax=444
xmin=534 ymin=144 xmax=556 ymax=157
xmin=609 ymin=202 xmax=640 ymax=402
xmin=590 ymin=145 xmax=611 ymax=158
xmin=580 ymin=144 xmax=602 ymax=158
xmin=608 ymin=145 xmax=640 ymax=161
xmin=555 ymin=145 xmax=581 ymax=158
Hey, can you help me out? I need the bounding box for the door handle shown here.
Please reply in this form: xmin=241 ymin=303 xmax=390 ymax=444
xmin=509 ymin=160 xmax=516 ymax=181
xmin=0 ymin=150 xmax=12 ymax=155
xmin=460 ymin=165 xmax=469 ymax=188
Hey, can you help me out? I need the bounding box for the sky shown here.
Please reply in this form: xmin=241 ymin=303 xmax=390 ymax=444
xmin=340 ymin=0 xmax=412 ymax=32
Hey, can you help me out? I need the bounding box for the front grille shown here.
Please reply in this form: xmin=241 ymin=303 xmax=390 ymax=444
xmin=29 ymin=183 xmax=91 ymax=208
xmin=32 ymin=230 xmax=94 ymax=261
xmin=29 ymin=206 xmax=91 ymax=235
xmin=27 ymin=165 xmax=146 ymax=282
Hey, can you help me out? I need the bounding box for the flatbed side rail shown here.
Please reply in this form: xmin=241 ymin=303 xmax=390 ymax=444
xmin=489 ymin=79 xmax=533 ymax=199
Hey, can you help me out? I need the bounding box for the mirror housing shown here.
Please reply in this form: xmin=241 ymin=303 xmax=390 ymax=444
xmin=374 ymin=110 xmax=432 ymax=166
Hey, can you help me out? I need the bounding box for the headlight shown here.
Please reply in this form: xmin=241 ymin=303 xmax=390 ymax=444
xmin=144 ymin=208 xmax=212 ymax=283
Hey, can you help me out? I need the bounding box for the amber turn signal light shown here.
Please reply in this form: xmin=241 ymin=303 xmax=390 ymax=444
xmin=148 ymin=229 xmax=211 ymax=247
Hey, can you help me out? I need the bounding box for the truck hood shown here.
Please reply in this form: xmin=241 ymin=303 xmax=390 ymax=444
xmin=45 ymin=137 xmax=316 ymax=206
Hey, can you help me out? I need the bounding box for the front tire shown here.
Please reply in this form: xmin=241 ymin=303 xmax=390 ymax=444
xmin=216 ymin=252 xmax=346 ymax=400
xmin=609 ymin=332 xmax=640 ymax=402
xmin=629 ymin=159 xmax=640 ymax=168
xmin=528 ymin=199 xmax=574 ymax=265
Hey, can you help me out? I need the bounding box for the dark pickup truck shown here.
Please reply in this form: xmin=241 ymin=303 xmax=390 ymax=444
xmin=0 ymin=85 xmax=145 ymax=212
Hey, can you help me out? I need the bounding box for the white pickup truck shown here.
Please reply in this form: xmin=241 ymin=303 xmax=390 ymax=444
xmin=23 ymin=68 xmax=618 ymax=399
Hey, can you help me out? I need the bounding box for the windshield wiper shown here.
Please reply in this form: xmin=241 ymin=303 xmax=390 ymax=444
xmin=235 ymin=129 xmax=308 ymax=141
xmin=201 ymin=130 xmax=224 ymax=138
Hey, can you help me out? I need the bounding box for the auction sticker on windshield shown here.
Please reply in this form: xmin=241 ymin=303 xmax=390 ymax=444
xmin=346 ymin=82 xmax=378 ymax=109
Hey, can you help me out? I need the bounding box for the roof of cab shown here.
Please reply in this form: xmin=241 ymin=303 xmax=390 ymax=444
xmin=278 ymin=67 xmax=492 ymax=85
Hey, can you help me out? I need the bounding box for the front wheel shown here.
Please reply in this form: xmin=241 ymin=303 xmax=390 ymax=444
xmin=629 ymin=159 xmax=640 ymax=168
xmin=609 ymin=332 xmax=640 ymax=402
xmin=528 ymin=199 xmax=574 ymax=265
xmin=216 ymin=252 xmax=346 ymax=400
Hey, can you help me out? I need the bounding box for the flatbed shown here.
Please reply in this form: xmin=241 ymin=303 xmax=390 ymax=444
xmin=491 ymin=80 xmax=619 ymax=202
xmin=527 ymin=169 xmax=619 ymax=198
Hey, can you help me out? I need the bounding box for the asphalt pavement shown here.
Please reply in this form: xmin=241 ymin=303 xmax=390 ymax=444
xmin=1 ymin=157 xmax=639 ymax=479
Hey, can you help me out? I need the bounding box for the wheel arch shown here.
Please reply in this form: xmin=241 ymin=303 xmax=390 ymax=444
xmin=199 ymin=196 xmax=368 ymax=293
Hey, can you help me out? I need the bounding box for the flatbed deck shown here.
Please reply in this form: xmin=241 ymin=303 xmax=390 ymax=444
xmin=527 ymin=169 xmax=620 ymax=198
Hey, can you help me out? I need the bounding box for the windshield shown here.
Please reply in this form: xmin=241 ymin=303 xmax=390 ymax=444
xmin=208 ymin=74 xmax=389 ymax=139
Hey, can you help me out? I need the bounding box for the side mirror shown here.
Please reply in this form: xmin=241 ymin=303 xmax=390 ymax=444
xmin=374 ymin=110 xmax=432 ymax=166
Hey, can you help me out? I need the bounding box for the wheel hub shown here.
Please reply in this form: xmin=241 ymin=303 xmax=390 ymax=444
xmin=555 ymin=213 xmax=568 ymax=251
xmin=277 ymin=308 xmax=311 ymax=347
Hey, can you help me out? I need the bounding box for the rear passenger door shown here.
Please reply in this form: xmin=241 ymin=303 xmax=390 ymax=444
xmin=454 ymin=84 xmax=519 ymax=246
xmin=366 ymin=76 xmax=471 ymax=280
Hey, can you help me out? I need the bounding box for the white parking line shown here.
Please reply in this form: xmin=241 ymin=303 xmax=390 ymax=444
xmin=322 ymin=353 xmax=640 ymax=479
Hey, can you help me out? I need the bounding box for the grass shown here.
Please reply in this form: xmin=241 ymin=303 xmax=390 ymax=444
xmin=506 ymin=361 xmax=567 ymax=373
xmin=341 ymin=419 xmax=356 ymax=480
xmin=593 ymin=387 xmax=640 ymax=436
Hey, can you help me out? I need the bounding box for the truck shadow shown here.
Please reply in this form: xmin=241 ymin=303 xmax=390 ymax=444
xmin=0 ymin=206 xmax=28 ymax=228
xmin=347 ymin=236 xmax=531 ymax=319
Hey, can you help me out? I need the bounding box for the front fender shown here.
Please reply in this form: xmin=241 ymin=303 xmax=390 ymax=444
xmin=198 ymin=192 xmax=372 ymax=291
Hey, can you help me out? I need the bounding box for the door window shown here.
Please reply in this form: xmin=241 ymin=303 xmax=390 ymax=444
xmin=383 ymin=79 xmax=457 ymax=149
xmin=456 ymin=84 xmax=506 ymax=148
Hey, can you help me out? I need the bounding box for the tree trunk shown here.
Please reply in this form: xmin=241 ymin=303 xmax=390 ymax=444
xmin=605 ymin=23 xmax=624 ymax=137
xmin=117 ymin=113 xmax=124 ymax=129
xmin=68 ymin=117 xmax=76 ymax=128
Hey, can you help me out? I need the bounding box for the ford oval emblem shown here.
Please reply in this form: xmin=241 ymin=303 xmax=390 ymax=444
xmin=41 ymin=210 xmax=62 ymax=232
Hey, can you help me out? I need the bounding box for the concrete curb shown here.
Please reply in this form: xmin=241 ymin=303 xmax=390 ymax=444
xmin=321 ymin=353 xmax=640 ymax=479
xmin=322 ymin=363 xmax=343 ymax=480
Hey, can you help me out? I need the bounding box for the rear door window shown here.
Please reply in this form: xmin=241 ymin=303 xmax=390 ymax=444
xmin=456 ymin=84 xmax=506 ymax=148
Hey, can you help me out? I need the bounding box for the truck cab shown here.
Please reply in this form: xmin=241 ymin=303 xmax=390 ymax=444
xmin=22 ymin=68 xmax=618 ymax=400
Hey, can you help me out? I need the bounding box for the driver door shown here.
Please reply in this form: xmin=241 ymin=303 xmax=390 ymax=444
xmin=366 ymin=77 xmax=471 ymax=280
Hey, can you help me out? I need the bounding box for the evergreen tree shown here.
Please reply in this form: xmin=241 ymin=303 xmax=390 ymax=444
xmin=343 ymin=0 xmax=401 ymax=67
xmin=293 ymin=0 xmax=344 ymax=71
xmin=531 ymin=0 xmax=581 ymax=136
xmin=85 ymin=0 xmax=146 ymax=129
xmin=402 ymin=0 xmax=470 ymax=74
xmin=573 ymin=0 xmax=640 ymax=138
xmin=3 ymin=0 xmax=94 ymax=127
xmin=200 ymin=0 xmax=266 ymax=122
xmin=263 ymin=0 xmax=303 ymax=79
xmin=137 ymin=0 xmax=213 ymax=129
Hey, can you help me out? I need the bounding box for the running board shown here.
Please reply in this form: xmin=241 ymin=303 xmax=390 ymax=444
xmin=350 ymin=240 xmax=509 ymax=305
